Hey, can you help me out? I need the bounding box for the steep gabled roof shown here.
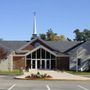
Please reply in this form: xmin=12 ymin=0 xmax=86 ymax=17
xmin=0 ymin=38 xmax=81 ymax=53
xmin=19 ymin=38 xmax=57 ymax=51
xmin=68 ymin=41 xmax=90 ymax=54
xmin=0 ymin=41 xmax=28 ymax=51
xmin=45 ymin=40 xmax=80 ymax=52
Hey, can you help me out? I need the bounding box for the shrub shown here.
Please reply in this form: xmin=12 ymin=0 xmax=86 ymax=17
xmin=25 ymin=72 xmax=52 ymax=79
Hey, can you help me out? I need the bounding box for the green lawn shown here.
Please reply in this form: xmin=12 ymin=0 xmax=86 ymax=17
xmin=67 ymin=71 xmax=90 ymax=75
xmin=0 ymin=69 xmax=23 ymax=75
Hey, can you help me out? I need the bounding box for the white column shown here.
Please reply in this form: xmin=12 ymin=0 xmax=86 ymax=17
xmin=31 ymin=53 xmax=32 ymax=69
xmin=35 ymin=60 xmax=37 ymax=69
xmin=40 ymin=48 xmax=42 ymax=69
xmin=50 ymin=54 xmax=51 ymax=69
xmin=40 ymin=59 xmax=42 ymax=69
xmin=31 ymin=60 xmax=32 ymax=69
xmin=25 ymin=56 xmax=26 ymax=68
xmin=36 ymin=50 xmax=37 ymax=69
xmin=10 ymin=52 xmax=13 ymax=71
xmin=45 ymin=59 xmax=47 ymax=69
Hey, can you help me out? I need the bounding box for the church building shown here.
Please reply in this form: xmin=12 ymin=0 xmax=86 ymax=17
xmin=0 ymin=13 xmax=90 ymax=71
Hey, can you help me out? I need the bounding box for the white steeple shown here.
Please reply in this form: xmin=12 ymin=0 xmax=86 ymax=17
xmin=33 ymin=12 xmax=37 ymax=35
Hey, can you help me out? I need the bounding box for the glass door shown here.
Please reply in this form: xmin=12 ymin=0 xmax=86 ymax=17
xmin=32 ymin=60 xmax=35 ymax=69
xmin=42 ymin=60 xmax=45 ymax=69
xmin=37 ymin=60 xmax=40 ymax=69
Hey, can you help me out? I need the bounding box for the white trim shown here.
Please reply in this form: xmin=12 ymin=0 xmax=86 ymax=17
xmin=25 ymin=45 xmax=57 ymax=56
xmin=31 ymin=60 xmax=32 ymax=69
xmin=25 ymin=56 xmax=26 ymax=68
xmin=13 ymin=55 xmax=26 ymax=56
xmin=36 ymin=59 xmax=37 ymax=69
xmin=10 ymin=52 xmax=13 ymax=71
xmin=16 ymin=50 xmax=29 ymax=52
xmin=29 ymin=59 xmax=52 ymax=70
xmin=40 ymin=59 xmax=42 ymax=69
xmin=45 ymin=60 xmax=47 ymax=69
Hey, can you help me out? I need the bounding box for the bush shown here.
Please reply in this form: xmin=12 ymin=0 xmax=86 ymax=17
xmin=25 ymin=72 xmax=52 ymax=79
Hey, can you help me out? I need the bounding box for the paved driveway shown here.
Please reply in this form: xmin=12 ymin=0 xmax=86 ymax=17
xmin=0 ymin=75 xmax=90 ymax=90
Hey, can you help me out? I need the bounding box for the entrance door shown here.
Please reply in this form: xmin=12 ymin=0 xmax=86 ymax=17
xmin=32 ymin=60 xmax=35 ymax=69
xmin=42 ymin=60 xmax=45 ymax=69
xmin=37 ymin=60 xmax=40 ymax=69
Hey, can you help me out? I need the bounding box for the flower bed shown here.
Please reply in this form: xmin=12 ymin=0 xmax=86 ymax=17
xmin=25 ymin=72 xmax=52 ymax=80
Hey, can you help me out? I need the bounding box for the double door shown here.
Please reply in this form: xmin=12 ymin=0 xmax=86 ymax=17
xmin=31 ymin=59 xmax=51 ymax=69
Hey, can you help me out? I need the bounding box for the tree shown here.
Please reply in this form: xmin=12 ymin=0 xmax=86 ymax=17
xmin=67 ymin=38 xmax=72 ymax=41
xmin=52 ymin=35 xmax=65 ymax=41
xmin=73 ymin=29 xmax=83 ymax=41
xmin=46 ymin=28 xmax=57 ymax=41
xmin=39 ymin=28 xmax=66 ymax=41
xmin=73 ymin=29 xmax=90 ymax=41
xmin=39 ymin=34 xmax=46 ymax=40
xmin=83 ymin=29 xmax=90 ymax=41
xmin=0 ymin=47 xmax=8 ymax=60
xmin=39 ymin=28 xmax=65 ymax=41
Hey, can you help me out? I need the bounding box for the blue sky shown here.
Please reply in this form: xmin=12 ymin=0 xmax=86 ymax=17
xmin=0 ymin=0 xmax=90 ymax=40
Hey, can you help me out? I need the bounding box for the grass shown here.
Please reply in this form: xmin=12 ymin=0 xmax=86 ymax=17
xmin=67 ymin=70 xmax=90 ymax=75
xmin=0 ymin=69 xmax=23 ymax=75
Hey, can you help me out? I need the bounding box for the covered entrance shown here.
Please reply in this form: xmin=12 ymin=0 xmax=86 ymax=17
xmin=26 ymin=59 xmax=51 ymax=69
xmin=26 ymin=46 xmax=56 ymax=70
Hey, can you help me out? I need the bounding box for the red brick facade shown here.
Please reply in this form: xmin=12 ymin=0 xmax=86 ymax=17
xmin=56 ymin=57 xmax=69 ymax=70
xmin=13 ymin=56 xmax=25 ymax=69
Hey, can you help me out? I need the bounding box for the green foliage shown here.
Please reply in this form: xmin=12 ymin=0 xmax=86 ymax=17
xmin=46 ymin=28 xmax=57 ymax=41
xmin=39 ymin=34 xmax=46 ymax=40
xmin=0 ymin=69 xmax=23 ymax=75
xmin=39 ymin=28 xmax=65 ymax=41
xmin=74 ymin=29 xmax=90 ymax=41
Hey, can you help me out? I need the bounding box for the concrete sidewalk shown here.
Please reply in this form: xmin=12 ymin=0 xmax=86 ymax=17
xmin=15 ymin=69 xmax=90 ymax=80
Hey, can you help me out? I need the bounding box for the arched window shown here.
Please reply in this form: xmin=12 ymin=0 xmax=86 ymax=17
xmin=34 ymin=42 xmax=40 ymax=47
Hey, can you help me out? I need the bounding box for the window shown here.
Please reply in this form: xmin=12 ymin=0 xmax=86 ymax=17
xmin=77 ymin=58 xmax=81 ymax=66
xmin=46 ymin=51 xmax=50 ymax=59
xmin=27 ymin=54 xmax=31 ymax=58
xmin=37 ymin=49 xmax=40 ymax=59
xmin=42 ymin=49 xmax=45 ymax=59
xmin=32 ymin=51 xmax=36 ymax=59
xmin=34 ymin=42 xmax=40 ymax=47
xmin=51 ymin=54 xmax=55 ymax=59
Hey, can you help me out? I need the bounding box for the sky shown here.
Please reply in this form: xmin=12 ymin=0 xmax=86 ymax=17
xmin=0 ymin=0 xmax=90 ymax=40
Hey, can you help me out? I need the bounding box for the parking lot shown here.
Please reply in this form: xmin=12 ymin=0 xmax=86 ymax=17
xmin=0 ymin=75 xmax=90 ymax=90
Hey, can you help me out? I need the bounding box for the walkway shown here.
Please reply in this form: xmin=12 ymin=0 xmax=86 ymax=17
xmin=15 ymin=69 xmax=90 ymax=80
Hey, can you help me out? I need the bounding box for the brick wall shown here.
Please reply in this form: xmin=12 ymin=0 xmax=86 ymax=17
xmin=13 ymin=56 xmax=25 ymax=69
